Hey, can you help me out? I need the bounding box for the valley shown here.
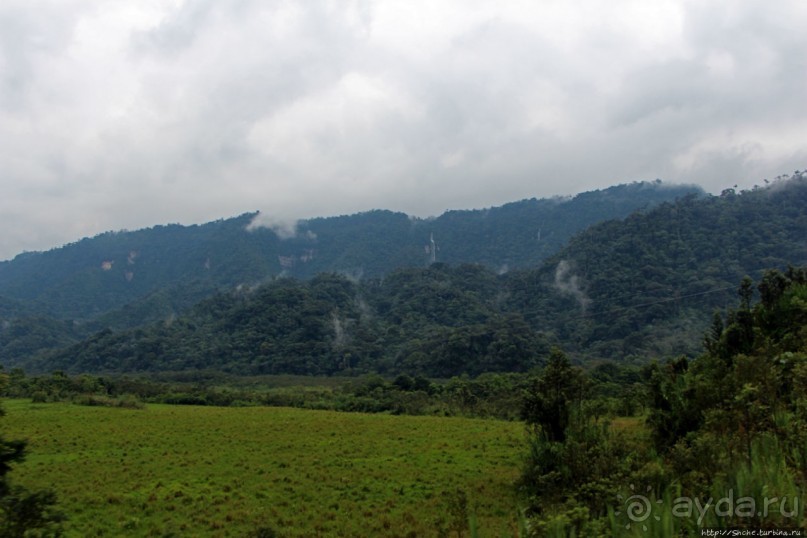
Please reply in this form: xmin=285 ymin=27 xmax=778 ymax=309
xmin=1 ymin=175 xmax=806 ymax=536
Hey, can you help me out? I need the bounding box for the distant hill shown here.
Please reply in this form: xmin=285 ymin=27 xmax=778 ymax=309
xmin=0 ymin=181 xmax=698 ymax=323
xmin=17 ymin=266 xmax=547 ymax=376
xmin=8 ymin=174 xmax=806 ymax=376
xmin=291 ymin=180 xmax=701 ymax=277
xmin=507 ymin=173 xmax=807 ymax=360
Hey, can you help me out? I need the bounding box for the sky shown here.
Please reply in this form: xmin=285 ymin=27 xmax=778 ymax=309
xmin=1 ymin=0 xmax=805 ymax=261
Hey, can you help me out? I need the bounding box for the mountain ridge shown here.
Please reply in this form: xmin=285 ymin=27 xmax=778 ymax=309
xmin=0 ymin=181 xmax=700 ymax=322
xmin=4 ymin=174 xmax=806 ymax=375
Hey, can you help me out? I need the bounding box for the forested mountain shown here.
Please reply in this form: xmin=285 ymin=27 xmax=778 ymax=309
xmin=0 ymin=181 xmax=697 ymax=324
xmin=4 ymin=174 xmax=807 ymax=376
xmin=293 ymin=180 xmax=699 ymax=275
xmin=17 ymin=266 xmax=548 ymax=376
xmin=507 ymin=173 xmax=807 ymax=359
xmin=8 ymin=172 xmax=806 ymax=376
xmin=0 ymin=214 xmax=277 ymax=321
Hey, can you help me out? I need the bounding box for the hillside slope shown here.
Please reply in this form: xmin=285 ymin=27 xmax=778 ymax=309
xmin=507 ymin=173 xmax=807 ymax=359
xmin=0 ymin=181 xmax=697 ymax=323
xmin=14 ymin=173 xmax=807 ymax=375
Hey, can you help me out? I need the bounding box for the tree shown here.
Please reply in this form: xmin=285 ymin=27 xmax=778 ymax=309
xmin=521 ymin=348 xmax=587 ymax=442
xmin=0 ymin=375 xmax=64 ymax=536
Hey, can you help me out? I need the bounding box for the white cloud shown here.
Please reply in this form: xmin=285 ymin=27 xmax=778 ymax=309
xmin=0 ymin=0 xmax=805 ymax=260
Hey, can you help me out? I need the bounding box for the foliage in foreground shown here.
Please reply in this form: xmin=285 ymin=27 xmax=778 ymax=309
xmin=0 ymin=376 xmax=64 ymax=537
xmin=519 ymin=268 xmax=807 ymax=535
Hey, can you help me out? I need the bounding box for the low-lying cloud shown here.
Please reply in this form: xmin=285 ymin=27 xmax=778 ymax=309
xmin=554 ymin=260 xmax=591 ymax=313
xmin=246 ymin=213 xmax=304 ymax=240
xmin=1 ymin=0 xmax=805 ymax=260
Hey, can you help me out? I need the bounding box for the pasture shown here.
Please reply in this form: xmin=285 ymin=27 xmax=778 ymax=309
xmin=2 ymin=400 xmax=525 ymax=537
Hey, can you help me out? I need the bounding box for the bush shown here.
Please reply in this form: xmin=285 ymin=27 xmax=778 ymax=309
xmin=72 ymin=394 xmax=145 ymax=409
xmin=30 ymin=391 xmax=49 ymax=404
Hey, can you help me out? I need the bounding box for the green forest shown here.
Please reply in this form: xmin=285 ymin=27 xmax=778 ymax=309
xmin=0 ymin=181 xmax=696 ymax=321
xmin=519 ymin=266 xmax=807 ymax=534
xmin=2 ymin=174 xmax=804 ymax=377
xmin=3 ymin=267 xmax=806 ymax=535
xmin=1 ymin=174 xmax=806 ymax=535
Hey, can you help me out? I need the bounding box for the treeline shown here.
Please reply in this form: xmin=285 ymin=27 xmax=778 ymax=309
xmin=1 ymin=362 xmax=646 ymax=422
xmin=519 ymin=267 xmax=807 ymax=535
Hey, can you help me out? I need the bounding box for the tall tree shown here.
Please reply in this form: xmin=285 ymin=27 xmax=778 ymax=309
xmin=521 ymin=348 xmax=586 ymax=442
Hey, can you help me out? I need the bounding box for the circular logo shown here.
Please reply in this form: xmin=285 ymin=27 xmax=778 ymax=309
xmin=615 ymin=485 xmax=663 ymax=531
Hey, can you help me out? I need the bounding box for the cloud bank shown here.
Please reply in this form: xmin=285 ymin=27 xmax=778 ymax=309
xmin=1 ymin=0 xmax=805 ymax=260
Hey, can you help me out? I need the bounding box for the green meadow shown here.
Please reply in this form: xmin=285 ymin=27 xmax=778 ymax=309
xmin=2 ymin=399 xmax=525 ymax=537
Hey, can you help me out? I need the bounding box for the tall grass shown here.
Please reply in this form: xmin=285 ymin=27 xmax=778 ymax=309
xmin=3 ymin=399 xmax=525 ymax=537
xmin=605 ymin=434 xmax=805 ymax=536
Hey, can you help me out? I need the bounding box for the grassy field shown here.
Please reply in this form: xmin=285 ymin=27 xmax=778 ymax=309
xmin=2 ymin=400 xmax=526 ymax=537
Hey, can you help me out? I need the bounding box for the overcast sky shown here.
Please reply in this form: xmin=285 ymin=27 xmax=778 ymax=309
xmin=1 ymin=0 xmax=805 ymax=260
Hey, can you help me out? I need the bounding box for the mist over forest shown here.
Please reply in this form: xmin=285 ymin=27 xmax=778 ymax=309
xmin=3 ymin=171 xmax=807 ymax=535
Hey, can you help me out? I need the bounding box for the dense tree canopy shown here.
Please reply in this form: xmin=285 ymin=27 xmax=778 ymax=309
xmin=0 ymin=181 xmax=698 ymax=323
xmin=2 ymin=175 xmax=806 ymax=376
xmin=520 ymin=267 xmax=807 ymax=534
